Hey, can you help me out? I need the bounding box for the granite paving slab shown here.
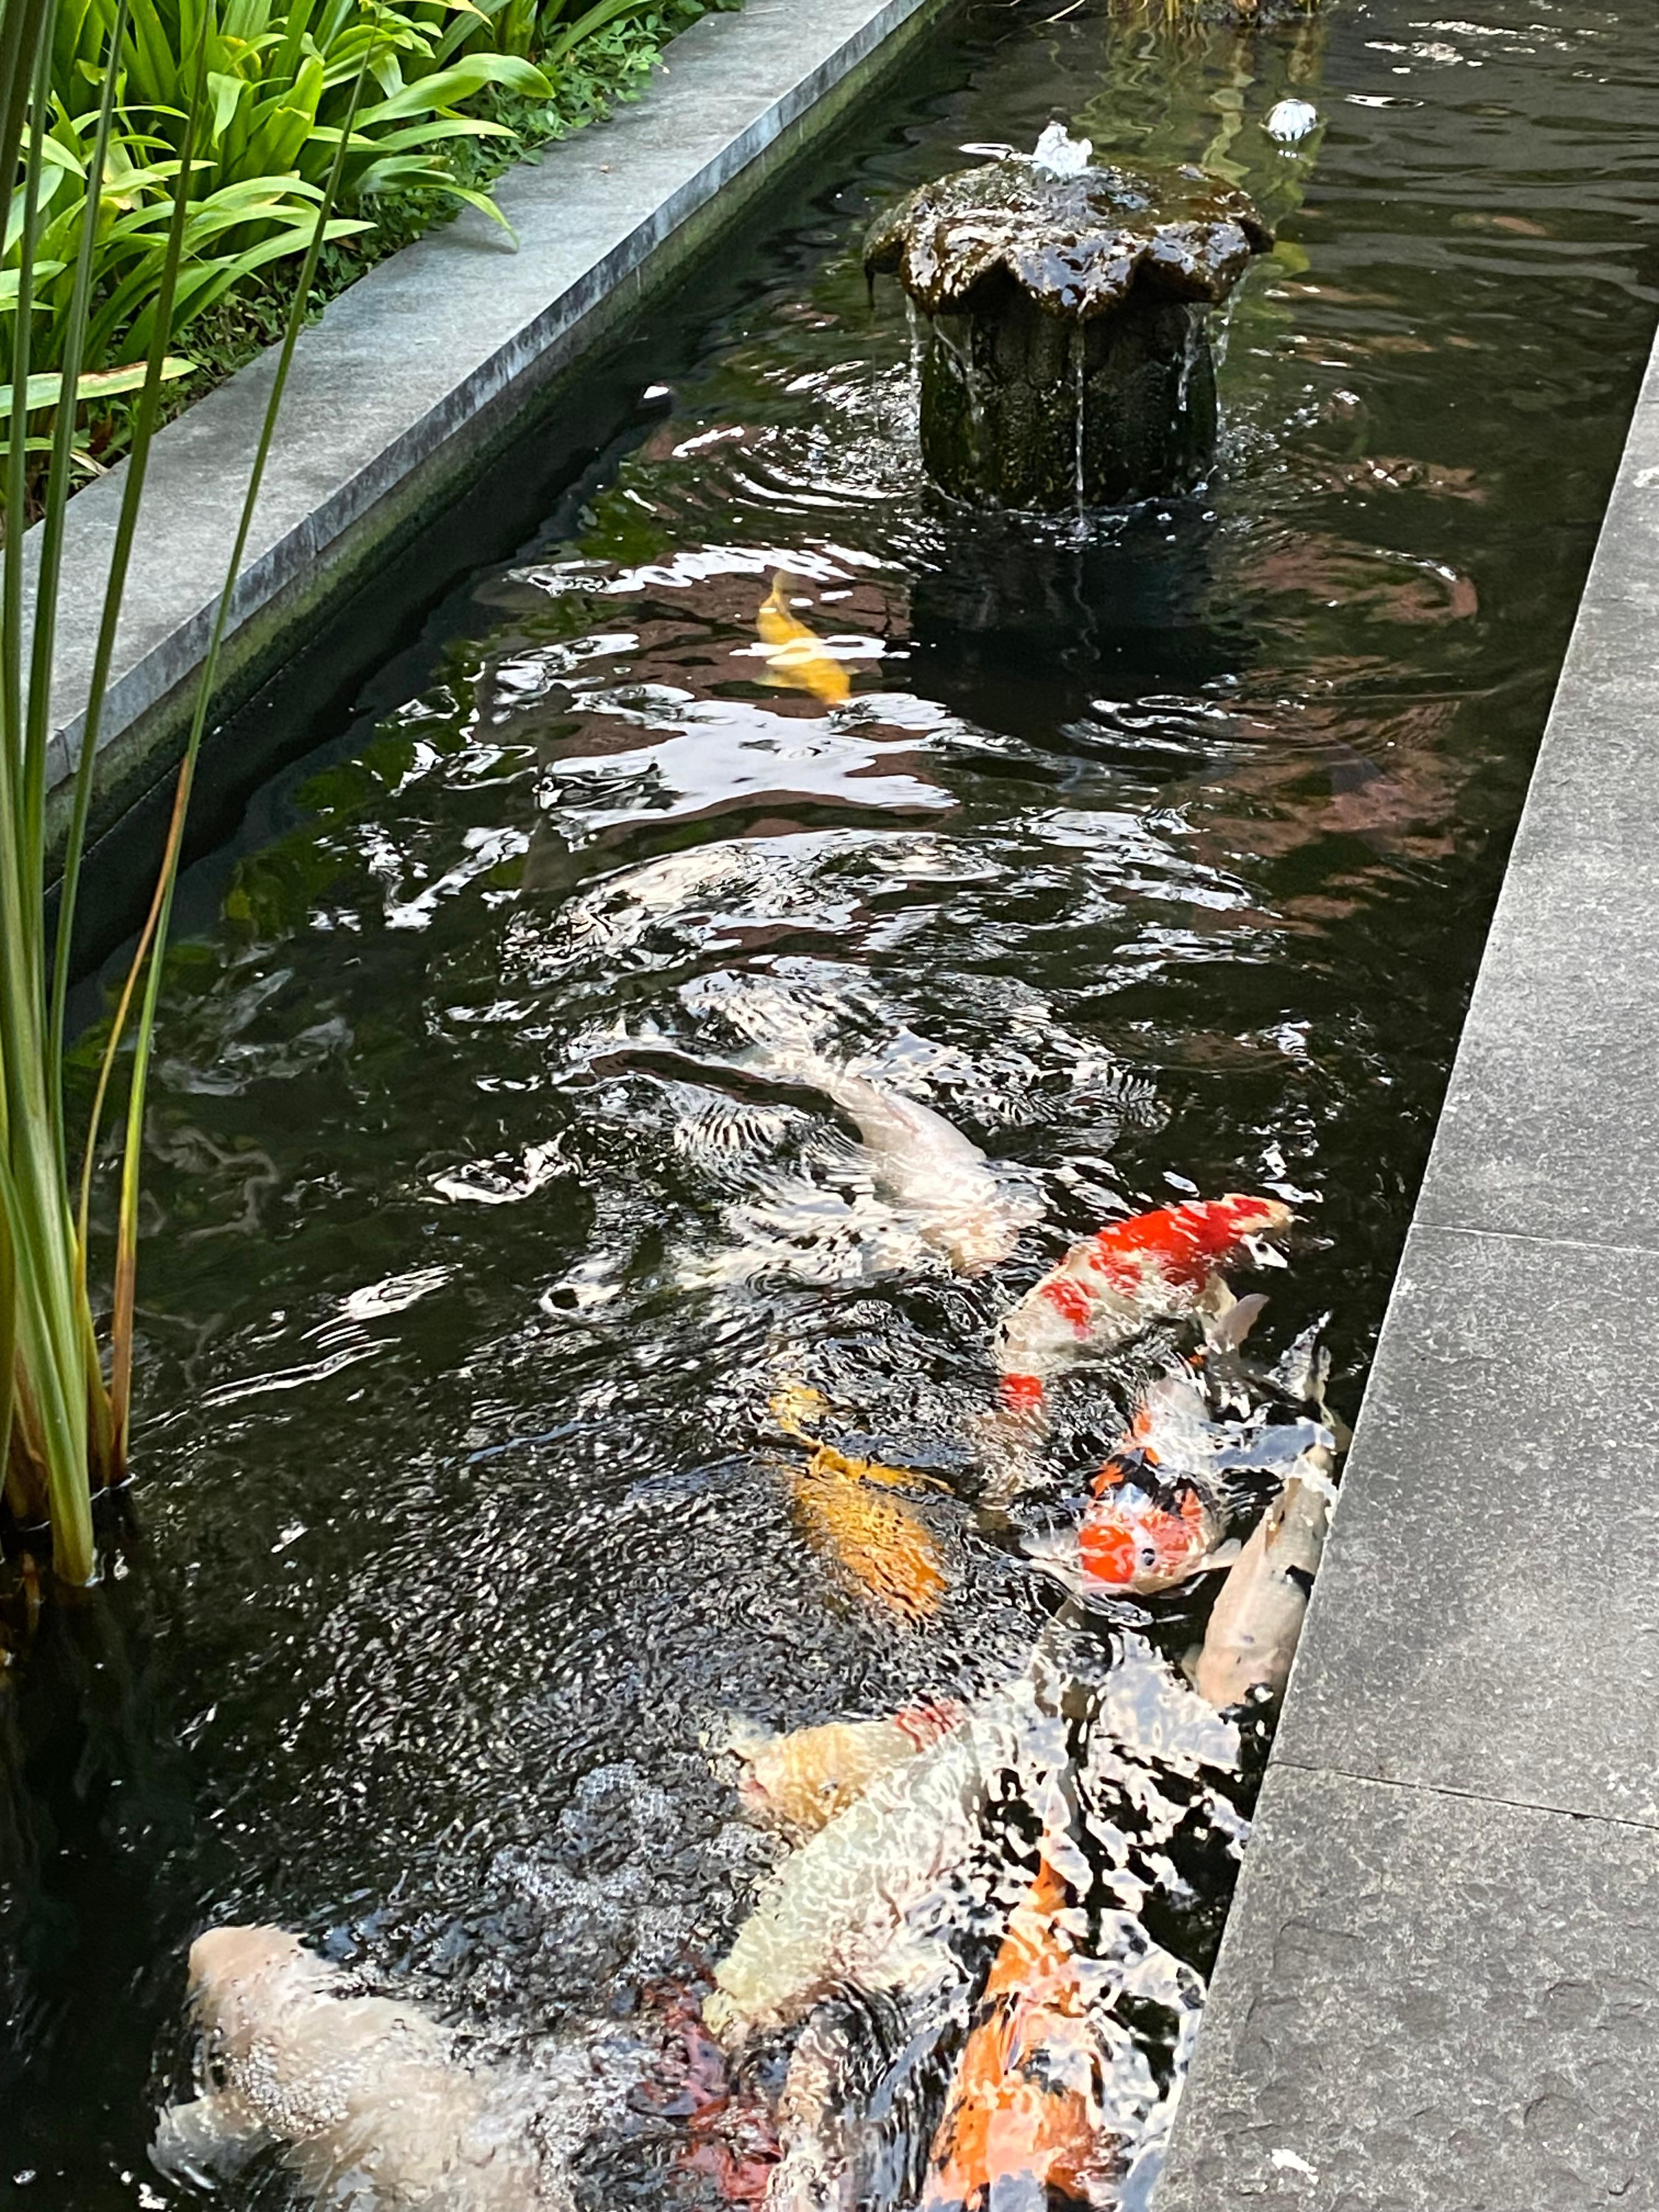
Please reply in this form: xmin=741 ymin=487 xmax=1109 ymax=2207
xmin=1271 ymin=1221 xmax=1659 ymax=1829
xmin=1155 ymin=1764 xmax=1659 ymax=2212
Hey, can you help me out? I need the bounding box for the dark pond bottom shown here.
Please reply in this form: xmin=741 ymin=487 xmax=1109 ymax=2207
xmin=8 ymin=1 xmax=1659 ymax=2205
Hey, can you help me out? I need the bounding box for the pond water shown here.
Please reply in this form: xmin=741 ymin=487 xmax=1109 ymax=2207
xmin=9 ymin=0 xmax=1659 ymax=2204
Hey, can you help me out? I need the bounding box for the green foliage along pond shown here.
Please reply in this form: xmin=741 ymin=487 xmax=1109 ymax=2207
xmin=1 ymin=0 xmax=735 ymax=517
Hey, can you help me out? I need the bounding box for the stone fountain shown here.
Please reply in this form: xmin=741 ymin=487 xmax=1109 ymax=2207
xmin=865 ymin=126 xmax=1272 ymax=510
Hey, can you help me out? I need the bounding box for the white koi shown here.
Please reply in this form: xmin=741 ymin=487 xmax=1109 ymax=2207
xmin=156 ymin=1926 xmax=560 ymax=2210
xmin=1189 ymin=1329 xmax=1343 ymax=1709
xmin=753 ymin=1046 xmax=1040 ymax=1275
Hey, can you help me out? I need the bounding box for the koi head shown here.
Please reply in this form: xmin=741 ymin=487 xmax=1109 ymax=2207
xmin=1211 ymin=1193 xmax=1295 ymax=1245
xmin=187 ymin=1925 xmax=312 ymax=2015
xmin=1076 ymin=1458 xmax=1220 ymax=1593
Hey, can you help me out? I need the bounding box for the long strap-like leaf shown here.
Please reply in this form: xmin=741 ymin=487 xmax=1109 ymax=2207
xmin=71 ymin=19 xmax=211 ymax=1263
xmin=0 ymin=1152 xmax=16 ymax=1521
xmin=1 ymin=4 xmax=54 ymax=1007
xmin=37 ymin=0 xmax=130 ymax=1161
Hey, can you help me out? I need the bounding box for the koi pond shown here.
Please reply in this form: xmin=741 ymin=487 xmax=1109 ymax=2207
xmin=9 ymin=0 xmax=1659 ymax=2203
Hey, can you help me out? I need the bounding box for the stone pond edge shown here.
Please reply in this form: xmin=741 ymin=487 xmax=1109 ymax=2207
xmin=31 ymin=0 xmax=953 ymax=843
xmin=1153 ymin=313 xmax=1659 ymax=2207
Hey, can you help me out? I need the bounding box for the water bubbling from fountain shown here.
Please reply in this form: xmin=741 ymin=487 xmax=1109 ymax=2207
xmin=1032 ymin=120 xmax=1094 ymax=178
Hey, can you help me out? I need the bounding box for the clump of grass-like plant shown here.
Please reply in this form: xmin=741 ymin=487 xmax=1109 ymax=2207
xmin=2 ymin=0 xmax=369 ymax=1587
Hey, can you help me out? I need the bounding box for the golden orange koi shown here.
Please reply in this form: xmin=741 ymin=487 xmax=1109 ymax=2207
xmin=770 ymin=1385 xmax=951 ymax=1622
xmin=755 ymin=575 xmax=852 ymax=707
xmin=770 ymin=1387 xmax=950 ymax=1489
xmin=922 ymin=1863 xmax=1120 ymax=2212
xmin=791 ymin=1464 xmax=946 ymax=1623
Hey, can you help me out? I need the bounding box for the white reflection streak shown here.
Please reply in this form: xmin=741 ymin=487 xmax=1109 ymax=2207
xmin=200 ymin=1342 xmax=385 ymax=1410
xmin=342 ymin=1266 xmax=452 ymax=1322
xmin=383 ymin=826 xmax=529 ymax=932
xmin=430 ymin=1141 xmax=565 ymax=1206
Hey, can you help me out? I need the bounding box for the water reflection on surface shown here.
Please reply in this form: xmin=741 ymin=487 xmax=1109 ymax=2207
xmin=8 ymin=0 xmax=1659 ymax=2204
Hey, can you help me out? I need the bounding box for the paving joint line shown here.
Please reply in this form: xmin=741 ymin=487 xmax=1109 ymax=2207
xmin=1271 ymin=1752 xmax=1659 ymax=1841
xmin=1408 ymin=1218 xmax=1659 ymax=1265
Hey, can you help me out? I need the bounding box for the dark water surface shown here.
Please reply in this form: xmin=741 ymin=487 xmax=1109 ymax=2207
xmin=9 ymin=0 xmax=1659 ymax=2203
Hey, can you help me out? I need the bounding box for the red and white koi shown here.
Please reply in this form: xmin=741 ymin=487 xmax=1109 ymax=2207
xmin=995 ymin=1194 xmax=1295 ymax=1414
xmin=1025 ymin=1364 xmax=1239 ymax=1598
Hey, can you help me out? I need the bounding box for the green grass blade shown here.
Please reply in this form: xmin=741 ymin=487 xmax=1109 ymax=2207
xmin=0 ymin=1158 xmax=16 ymax=1520
xmin=64 ymin=17 xmax=217 ymax=1310
xmin=35 ymin=0 xmax=130 ymax=1166
xmin=2 ymin=20 xmax=54 ymax=963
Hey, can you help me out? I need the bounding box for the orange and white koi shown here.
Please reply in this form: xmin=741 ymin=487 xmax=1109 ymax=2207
xmin=1025 ymin=1364 xmax=1239 ymax=1598
xmin=921 ymin=1863 xmax=1119 ymax=2212
xmin=725 ymin=1704 xmax=965 ymax=1837
xmin=755 ymin=575 xmax=852 ymax=707
xmin=995 ymin=1194 xmax=1295 ymax=1414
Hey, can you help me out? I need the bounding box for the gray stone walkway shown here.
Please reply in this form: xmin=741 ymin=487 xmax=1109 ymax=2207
xmin=1155 ymin=330 xmax=1659 ymax=2207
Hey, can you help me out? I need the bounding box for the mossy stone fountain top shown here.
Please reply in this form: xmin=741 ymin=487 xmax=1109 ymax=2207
xmin=865 ymin=128 xmax=1273 ymax=509
xmin=864 ymin=148 xmax=1272 ymax=319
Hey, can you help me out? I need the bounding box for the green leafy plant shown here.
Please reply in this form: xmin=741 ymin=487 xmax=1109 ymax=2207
xmin=2 ymin=0 xmax=368 ymax=1585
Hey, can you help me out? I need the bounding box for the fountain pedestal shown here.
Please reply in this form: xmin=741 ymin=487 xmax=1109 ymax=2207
xmin=867 ymin=146 xmax=1271 ymax=511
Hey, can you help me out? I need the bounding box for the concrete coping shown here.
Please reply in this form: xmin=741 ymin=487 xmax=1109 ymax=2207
xmin=25 ymin=0 xmax=946 ymax=839
xmin=1155 ymin=313 xmax=1659 ymax=2207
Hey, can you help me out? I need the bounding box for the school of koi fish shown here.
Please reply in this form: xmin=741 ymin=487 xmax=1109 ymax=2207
xmin=160 ymin=945 xmax=1344 ymax=2211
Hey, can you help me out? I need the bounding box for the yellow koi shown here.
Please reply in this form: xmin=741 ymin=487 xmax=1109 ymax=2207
xmin=755 ymin=575 xmax=852 ymax=706
xmin=727 ymin=1703 xmax=964 ymax=1836
xmin=769 ymin=1384 xmax=951 ymax=1620
xmin=792 ymin=1466 xmax=946 ymax=1623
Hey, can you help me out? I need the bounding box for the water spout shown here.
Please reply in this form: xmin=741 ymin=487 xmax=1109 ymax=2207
xmin=1071 ymin=325 xmax=1087 ymax=512
xmin=1031 ymin=121 xmax=1093 ymax=178
xmin=1266 ymin=99 xmax=1319 ymax=144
